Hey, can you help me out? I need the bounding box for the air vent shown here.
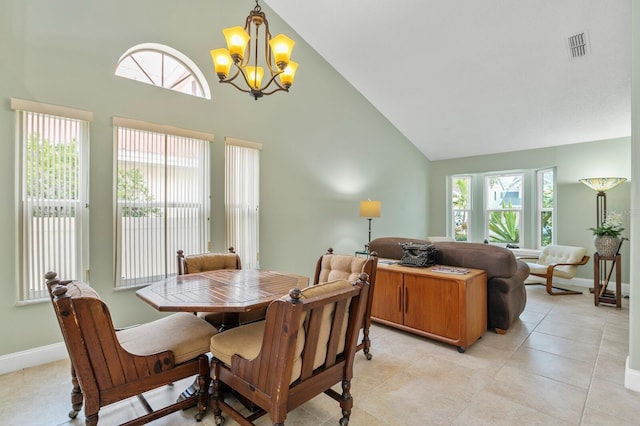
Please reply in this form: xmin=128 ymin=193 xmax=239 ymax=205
xmin=567 ymin=31 xmax=590 ymax=59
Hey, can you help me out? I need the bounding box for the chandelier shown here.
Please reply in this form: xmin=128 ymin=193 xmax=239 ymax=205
xmin=210 ymin=1 xmax=298 ymax=100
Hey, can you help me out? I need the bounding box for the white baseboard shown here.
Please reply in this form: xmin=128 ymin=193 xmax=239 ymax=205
xmin=0 ymin=343 xmax=68 ymax=376
xmin=625 ymin=357 xmax=640 ymax=392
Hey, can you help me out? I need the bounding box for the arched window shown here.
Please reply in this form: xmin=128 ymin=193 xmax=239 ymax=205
xmin=116 ymin=43 xmax=211 ymax=99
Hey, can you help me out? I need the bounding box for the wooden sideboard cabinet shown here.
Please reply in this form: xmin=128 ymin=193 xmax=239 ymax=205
xmin=370 ymin=263 xmax=487 ymax=352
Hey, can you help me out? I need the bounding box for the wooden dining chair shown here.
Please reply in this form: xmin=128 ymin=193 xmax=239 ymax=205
xmin=46 ymin=271 xmax=217 ymax=426
xmin=313 ymin=248 xmax=378 ymax=359
xmin=210 ymin=274 xmax=371 ymax=426
xmin=177 ymin=248 xmax=264 ymax=329
xmin=177 ymin=247 xmax=242 ymax=275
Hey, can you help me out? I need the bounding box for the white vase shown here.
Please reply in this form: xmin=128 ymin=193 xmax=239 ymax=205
xmin=594 ymin=235 xmax=620 ymax=256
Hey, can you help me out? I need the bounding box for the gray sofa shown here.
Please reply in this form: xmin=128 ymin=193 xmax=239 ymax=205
xmin=368 ymin=237 xmax=529 ymax=333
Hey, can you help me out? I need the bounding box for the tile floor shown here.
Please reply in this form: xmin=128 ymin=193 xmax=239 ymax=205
xmin=1 ymin=284 xmax=639 ymax=425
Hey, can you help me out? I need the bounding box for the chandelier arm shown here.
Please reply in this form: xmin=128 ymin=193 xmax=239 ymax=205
xmin=255 ymin=71 xmax=286 ymax=92
xmin=259 ymin=86 xmax=288 ymax=96
xmin=260 ymin=16 xmax=278 ymax=74
xmin=235 ymin=65 xmax=262 ymax=92
xmin=253 ymin=20 xmax=259 ymax=72
xmin=218 ymin=68 xmax=243 ymax=84
xmin=219 ymin=79 xmax=253 ymax=95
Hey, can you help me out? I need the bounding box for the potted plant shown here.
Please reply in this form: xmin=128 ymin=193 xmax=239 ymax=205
xmin=589 ymin=211 xmax=624 ymax=256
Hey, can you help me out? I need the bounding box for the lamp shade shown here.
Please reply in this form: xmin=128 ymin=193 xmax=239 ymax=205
xmin=579 ymin=177 xmax=627 ymax=193
xmin=245 ymin=66 xmax=264 ymax=89
xmin=222 ymin=26 xmax=250 ymax=59
xmin=278 ymin=61 xmax=298 ymax=87
xmin=210 ymin=48 xmax=233 ymax=78
xmin=269 ymin=34 xmax=295 ymax=68
xmin=360 ymin=200 xmax=381 ymax=218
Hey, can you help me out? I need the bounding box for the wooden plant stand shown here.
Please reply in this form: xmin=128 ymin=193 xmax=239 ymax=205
xmin=593 ymin=253 xmax=621 ymax=308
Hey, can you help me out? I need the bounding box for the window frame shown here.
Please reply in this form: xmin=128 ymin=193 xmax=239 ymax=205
xmin=113 ymin=117 xmax=212 ymax=288
xmin=484 ymin=173 xmax=524 ymax=245
xmin=536 ymin=168 xmax=556 ymax=247
xmin=450 ymin=175 xmax=472 ymax=241
xmin=115 ymin=43 xmax=212 ymax=100
xmin=225 ymin=137 xmax=262 ymax=270
xmin=12 ymin=98 xmax=92 ymax=303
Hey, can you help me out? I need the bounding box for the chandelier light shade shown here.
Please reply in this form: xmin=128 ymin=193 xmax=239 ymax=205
xmin=360 ymin=200 xmax=381 ymax=246
xmin=578 ymin=177 xmax=627 ymax=194
xmin=210 ymin=1 xmax=298 ymax=100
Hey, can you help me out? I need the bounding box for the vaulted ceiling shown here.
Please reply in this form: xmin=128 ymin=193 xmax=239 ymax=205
xmin=265 ymin=0 xmax=631 ymax=160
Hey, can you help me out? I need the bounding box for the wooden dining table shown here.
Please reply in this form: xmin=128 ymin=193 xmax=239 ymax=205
xmin=136 ymin=268 xmax=309 ymax=403
xmin=136 ymin=269 xmax=309 ymax=329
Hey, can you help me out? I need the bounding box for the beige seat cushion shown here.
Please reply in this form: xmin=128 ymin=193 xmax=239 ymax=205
xmin=210 ymin=320 xmax=266 ymax=366
xmin=301 ymin=280 xmax=353 ymax=368
xmin=316 ymin=255 xmax=366 ymax=283
xmin=210 ymin=280 xmax=353 ymax=384
xmin=118 ymin=312 xmax=217 ymax=365
xmin=527 ymin=245 xmax=586 ymax=278
xmin=185 ymin=253 xmax=240 ymax=273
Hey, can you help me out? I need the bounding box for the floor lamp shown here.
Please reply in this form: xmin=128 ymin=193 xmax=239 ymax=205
xmin=579 ymin=177 xmax=627 ymax=295
xmin=578 ymin=177 xmax=626 ymax=228
xmin=360 ymin=200 xmax=381 ymax=251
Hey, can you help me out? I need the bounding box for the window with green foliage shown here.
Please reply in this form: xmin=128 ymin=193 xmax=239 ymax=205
xmin=485 ymin=174 xmax=523 ymax=244
xmin=114 ymin=119 xmax=211 ymax=288
xmin=448 ymin=169 xmax=554 ymax=248
xmin=12 ymin=99 xmax=91 ymax=301
xmin=537 ymin=169 xmax=555 ymax=246
xmin=451 ymin=176 xmax=471 ymax=241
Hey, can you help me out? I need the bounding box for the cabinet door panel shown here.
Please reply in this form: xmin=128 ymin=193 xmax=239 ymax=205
xmin=370 ymin=269 xmax=403 ymax=324
xmin=404 ymin=275 xmax=460 ymax=340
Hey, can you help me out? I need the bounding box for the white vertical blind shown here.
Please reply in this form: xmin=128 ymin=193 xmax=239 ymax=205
xmin=16 ymin=109 xmax=89 ymax=301
xmin=115 ymin=124 xmax=210 ymax=287
xmin=225 ymin=138 xmax=261 ymax=269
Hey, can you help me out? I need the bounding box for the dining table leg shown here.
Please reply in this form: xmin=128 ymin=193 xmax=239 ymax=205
xmin=218 ymin=312 xmax=240 ymax=332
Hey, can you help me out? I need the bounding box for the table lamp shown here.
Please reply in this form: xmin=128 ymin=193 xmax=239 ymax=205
xmin=360 ymin=200 xmax=381 ymax=249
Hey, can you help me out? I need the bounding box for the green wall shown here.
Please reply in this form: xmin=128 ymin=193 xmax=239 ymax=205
xmin=1 ymin=0 xmax=632 ymax=362
xmin=428 ymin=138 xmax=632 ymax=282
xmin=0 ymin=0 xmax=429 ymax=356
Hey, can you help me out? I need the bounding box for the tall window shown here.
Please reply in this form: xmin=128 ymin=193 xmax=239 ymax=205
xmin=12 ymin=98 xmax=91 ymax=301
xmin=114 ymin=118 xmax=211 ymax=287
xmin=537 ymin=168 xmax=555 ymax=247
xmin=451 ymin=176 xmax=471 ymax=241
xmin=115 ymin=43 xmax=211 ymax=100
xmin=485 ymin=174 xmax=523 ymax=244
xmin=225 ymin=138 xmax=261 ymax=269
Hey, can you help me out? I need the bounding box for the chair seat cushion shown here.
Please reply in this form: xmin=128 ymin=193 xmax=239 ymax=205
xmin=211 ymin=280 xmax=354 ymax=384
xmin=210 ymin=320 xmax=266 ymax=366
xmin=526 ymin=262 xmax=575 ymax=278
xmin=211 ymin=318 xmax=309 ymax=382
xmin=118 ymin=312 xmax=217 ymax=365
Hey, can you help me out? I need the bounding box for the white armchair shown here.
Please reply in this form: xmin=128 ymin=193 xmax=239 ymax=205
xmin=520 ymin=245 xmax=589 ymax=295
